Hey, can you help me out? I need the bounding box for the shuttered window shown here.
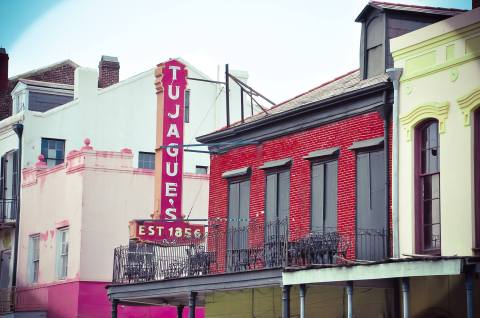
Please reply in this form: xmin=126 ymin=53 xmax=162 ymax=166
xmin=311 ymin=160 xmax=338 ymax=233
xmin=28 ymin=235 xmax=40 ymax=283
xmin=265 ymin=170 xmax=290 ymax=224
xmin=56 ymin=228 xmax=69 ymax=280
xmin=227 ymin=179 xmax=250 ymax=250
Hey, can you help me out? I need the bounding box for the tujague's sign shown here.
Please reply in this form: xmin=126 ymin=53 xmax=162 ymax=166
xmin=129 ymin=59 xmax=204 ymax=243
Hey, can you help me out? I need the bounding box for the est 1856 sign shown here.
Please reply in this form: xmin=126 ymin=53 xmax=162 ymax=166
xmin=129 ymin=59 xmax=205 ymax=243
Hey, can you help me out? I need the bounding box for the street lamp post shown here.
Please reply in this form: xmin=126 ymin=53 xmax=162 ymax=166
xmin=11 ymin=123 xmax=23 ymax=289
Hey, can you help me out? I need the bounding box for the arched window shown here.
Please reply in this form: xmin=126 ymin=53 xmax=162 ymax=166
xmin=475 ymin=108 xmax=480 ymax=252
xmin=415 ymin=120 xmax=441 ymax=254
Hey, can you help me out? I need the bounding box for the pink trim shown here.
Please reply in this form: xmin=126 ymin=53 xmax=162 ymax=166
xmin=121 ymin=148 xmax=133 ymax=154
xmin=55 ymin=220 xmax=69 ymax=228
xmin=81 ymin=138 xmax=93 ymax=151
xmin=184 ymin=172 xmax=209 ymax=180
xmin=133 ymin=168 xmax=155 ymax=175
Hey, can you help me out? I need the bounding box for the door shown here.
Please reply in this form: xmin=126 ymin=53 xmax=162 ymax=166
xmin=0 ymin=250 xmax=11 ymax=288
xmin=356 ymin=149 xmax=386 ymax=260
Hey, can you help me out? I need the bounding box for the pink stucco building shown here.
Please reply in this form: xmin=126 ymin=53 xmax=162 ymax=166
xmin=15 ymin=139 xmax=208 ymax=318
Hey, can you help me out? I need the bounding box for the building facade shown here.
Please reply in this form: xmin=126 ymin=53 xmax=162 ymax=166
xmin=107 ymin=3 xmax=479 ymax=318
xmin=390 ymin=6 xmax=480 ymax=317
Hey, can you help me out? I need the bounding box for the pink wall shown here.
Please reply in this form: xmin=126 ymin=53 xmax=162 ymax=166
xmin=16 ymin=281 xmax=205 ymax=318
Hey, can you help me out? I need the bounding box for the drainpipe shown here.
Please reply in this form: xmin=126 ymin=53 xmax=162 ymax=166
xmin=386 ymin=68 xmax=403 ymax=258
xmin=282 ymin=285 xmax=290 ymax=318
xmin=11 ymin=123 xmax=23 ymax=289
xmin=111 ymin=299 xmax=118 ymax=318
xmin=466 ymin=271 xmax=474 ymax=318
xmin=401 ymin=277 xmax=410 ymax=318
xmin=346 ymin=281 xmax=353 ymax=318
xmin=189 ymin=291 xmax=197 ymax=318
xmin=299 ymin=284 xmax=306 ymax=318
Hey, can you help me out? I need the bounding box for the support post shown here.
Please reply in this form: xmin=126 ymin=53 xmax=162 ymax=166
xmin=346 ymin=281 xmax=353 ymax=318
xmin=111 ymin=299 xmax=118 ymax=318
xmin=282 ymin=285 xmax=290 ymax=318
xmin=240 ymin=87 xmax=244 ymax=123
xmin=401 ymin=277 xmax=410 ymax=318
xmin=299 ymin=284 xmax=306 ymax=318
xmin=225 ymin=64 xmax=230 ymax=127
xmin=177 ymin=305 xmax=184 ymax=318
xmin=466 ymin=271 xmax=474 ymax=318
xmin=189 ymin=292 xmax=197 ymax=318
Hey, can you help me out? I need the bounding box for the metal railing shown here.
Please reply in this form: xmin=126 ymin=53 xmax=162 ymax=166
xmin=0 ymin=288 xmax=15 ymax=314
xmin=0 ymin=199 xmax=18 ymax=223
xmin=112 ymin=218 xmax=388 ymax=284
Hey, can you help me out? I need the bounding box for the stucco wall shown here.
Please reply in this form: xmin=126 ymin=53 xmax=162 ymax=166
xmin=391 ymin=8 xmax=480 ymax=256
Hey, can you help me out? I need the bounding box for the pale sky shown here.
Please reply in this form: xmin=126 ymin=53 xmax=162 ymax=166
xmin=0 ymin=0 xmax=472 ymax=104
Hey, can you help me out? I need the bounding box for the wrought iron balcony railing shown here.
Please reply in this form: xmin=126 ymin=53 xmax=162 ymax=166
xmin=0 ymin=199 xmax=18 ymax=223
xmin=0 ymin=288 xmax=15 ymax=314
xmin=112 ymin=218 xmax=388 ymax=284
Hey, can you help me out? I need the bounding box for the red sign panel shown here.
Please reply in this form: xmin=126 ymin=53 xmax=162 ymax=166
xmin=159 ymin=59 xmax=188 ymax=220
xmin=131 ymin=220 xmax=205 ymax=244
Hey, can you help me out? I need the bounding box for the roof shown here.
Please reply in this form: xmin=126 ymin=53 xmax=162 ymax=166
xmin=17 ymin=78 xmax=74 ymax=91
xmin=356 ymin=1 xmax=467 ymax=22
xmin=216 ymin=69 xmax=389 ymax=131
xmin=8 ymin=59 xmax=79 ymax=82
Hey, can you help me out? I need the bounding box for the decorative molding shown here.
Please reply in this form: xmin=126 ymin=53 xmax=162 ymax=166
xmin=449 ymin=68 xmax=459 ymax=82
xmin=457 ymin=86 xmax=480 ymax=126
xmin=400 ymin=102 xmax=450 ymax=141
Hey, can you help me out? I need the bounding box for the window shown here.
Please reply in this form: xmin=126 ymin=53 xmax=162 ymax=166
xmin=41 ymin=138 xmax=65 ymax=167
xmin=265 ymin=169 xmax=290 ymax=224
xmin=195 ymin=165 xmax=208 ymax=174
xmin=56 ymin=228 xmax=69 ymax=280
xmin=227 ymin=179 xmax=250 ymax=249
xmin=364 ymin=16 xmax=384 ymax=78
xmin=138 ymin=152 xmax=155 ymax=170
xmin=311 ymin=160 xmax=338 ymax=233
xmin=415 ymin=120 xmax=441 ymax=254
xmin=475 ymin=109 xmax=480 ymax=251
xmin=184 ymin=90 xmax=190 ymax=123
xmin=28 ymin=235 xmax=40 ymax=283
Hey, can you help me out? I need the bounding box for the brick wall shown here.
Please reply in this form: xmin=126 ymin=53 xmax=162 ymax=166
xmin=208 ymin=111 xmax=388 ymax=267
xmin=0 ymin=63 xmax=76 ymax=120
xmin=98 ymin=56 xmax=119 ymax=88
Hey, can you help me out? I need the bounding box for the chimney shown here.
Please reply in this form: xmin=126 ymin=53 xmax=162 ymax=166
xmin=474 ymin=0 xmax=479 ymax=9
xmin=98 ymin=55 xmax=119 ymax=88
xmin=0 ymin=48 xmax=8 ymax=91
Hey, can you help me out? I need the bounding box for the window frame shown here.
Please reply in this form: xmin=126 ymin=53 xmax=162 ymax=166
xmin=414 ymin=119 xmax=441 ymax=255
xmin=29 ymin=234 xmax=40 ymax=283
xmin=195 ymin=165 xmax=208 ymax=174
xmin=184 ymin=89 xmax=190 ymax=123
xmin=41 ymin=138 xmax=65 ymax=167
xmin=138 ymin=152 xmax=155 ymax=170
xmin=310 ymin=157 xmax=338 ymax=234
xmin=56 ymin=227 xmax=69 ymax=280
xmin=475 ymin=109 xmax=480 ymax=252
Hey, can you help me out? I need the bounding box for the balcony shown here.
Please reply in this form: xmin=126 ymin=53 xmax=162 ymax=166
xmin=0 ymin=199 xmax=18 ymax=225
xmin=112 ymin=218 xmax=388 ymax=284
xmin=0 ymin=288 xmax=15 ymax=314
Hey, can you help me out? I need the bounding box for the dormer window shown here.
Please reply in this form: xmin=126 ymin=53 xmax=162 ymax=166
xmin=365 ymin=16 xmax=384 ymax=78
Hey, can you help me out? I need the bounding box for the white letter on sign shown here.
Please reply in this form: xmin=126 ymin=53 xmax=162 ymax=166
xmin=166 ymin=144 xmax=179 ymax=157
xmin=168 ymin=104 xmax=180 ymax=119
xmin=169 ymin=65 xmax=181 ymax=81
xmin=165 ymin=183 xmax=178 ymax=197
xmin=168 ymin=85 xmax=180 ymax=100
xmin=166 ymin=124 xmax=180 ymax=138
xmin=166 ymin=162 xmax=178 ymax=177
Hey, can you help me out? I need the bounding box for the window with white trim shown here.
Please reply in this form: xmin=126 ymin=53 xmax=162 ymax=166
xmin=56 ymin=228 xmax=69 ymax=280
xmin=28 ymin=234 xmax=40 ymax=283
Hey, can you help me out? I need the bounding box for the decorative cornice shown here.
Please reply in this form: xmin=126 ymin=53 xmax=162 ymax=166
xmin=457 ymin=86 xmax=480 ymax=126
xmin=400 ymin=101 xmax=450 ymax=141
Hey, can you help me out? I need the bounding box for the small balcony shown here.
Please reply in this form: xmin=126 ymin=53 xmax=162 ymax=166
xmin=0 ymin=287 xmax=15 ymax=314
xmin=112 ymin=218 xmax=388 ymax=284
xmin=0 ymin=199 xmax=18 ymax=225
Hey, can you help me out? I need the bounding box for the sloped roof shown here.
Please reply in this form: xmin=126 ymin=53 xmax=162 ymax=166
xmin=222 ymin=69 xmax=389 ymax=130
xmin=356 ymin=1 xmax=466 ymax=22
xmin=8 ymin=59 xmax=79 ymax=82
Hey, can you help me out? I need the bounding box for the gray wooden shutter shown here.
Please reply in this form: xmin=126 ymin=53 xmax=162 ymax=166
xmin=227 ymin=182 xmax=240 ymax=250
xmin=265 ymin=174 xmax=278 ymax=224
xmin=278 ymin=171 xmax=290 ymax=222
xmin=370 ymin=150 xmax=386 ymax=230
xmin=239 ymin=180 xmax=250 ymax=249
xmin=311 ymin=163 xmax=325 ymax=232
xmin=324 ymin=161 xmax=338 ymax=231
xmin=356 ymin=152 xmax=371 ymax=231
xmin=0 ymin=156 xmax=5 ymax=200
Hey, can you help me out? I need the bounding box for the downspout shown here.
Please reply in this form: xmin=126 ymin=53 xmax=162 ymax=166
xmin=11 ymin=123 xmax=23 ymax=289
xmin=386 ymin=68 xmax=403 ymax=258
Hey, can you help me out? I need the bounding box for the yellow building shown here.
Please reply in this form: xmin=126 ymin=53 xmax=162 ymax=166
xmin=390 ymin=6 xmax=480 ymax=318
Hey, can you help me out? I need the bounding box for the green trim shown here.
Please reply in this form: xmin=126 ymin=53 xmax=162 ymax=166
xmin=449 ymin=68 xmax=459 ymax=82
xmin=282 ymin=259 xmax=462 ymax=285
xmin=392 ymin=22 xmax=480 ymax=60
xmin=446 ymin=44 xmax=455 ymax=61
xmin=404 ymin=51 xmax=436 ymax=75
xmin=400 ymin=101 xmax=450 ymax=141
xmin=400 ymin=51 xmax=480 ymax=83
xmin=457 ymin=86 xmax=480 ymax=126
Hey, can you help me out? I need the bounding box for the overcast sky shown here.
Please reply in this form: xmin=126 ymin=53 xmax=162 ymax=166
xmin=0 ymin=0 xmax=472 ymax=104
